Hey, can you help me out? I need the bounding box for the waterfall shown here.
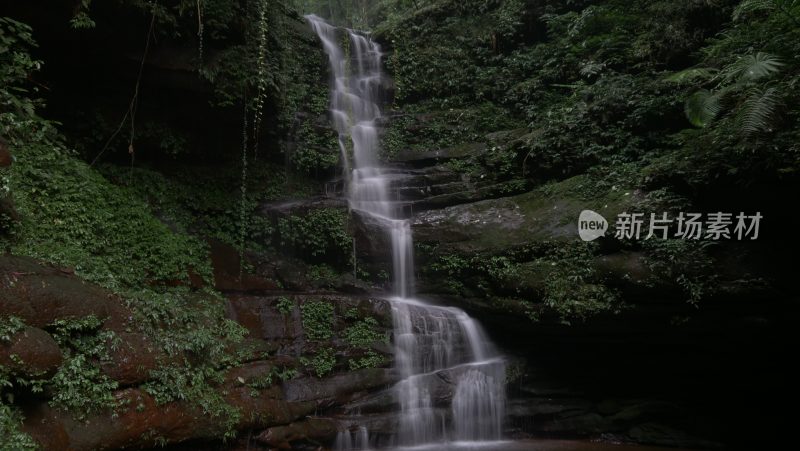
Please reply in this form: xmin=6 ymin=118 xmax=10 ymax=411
xmin=307 ymin=15 xmax=506 ymax=450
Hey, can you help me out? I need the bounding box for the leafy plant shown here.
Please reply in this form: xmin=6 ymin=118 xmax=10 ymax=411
xmin=300 ymin=300 xmax=334 ymax=341
xmin=277 ymin=209 xmax=351 ymax=263
xmin=48 ymin=354 xmax=119 ymax=420
xmin=733 ymin=0 xmax=800 ymax=25
xmin=348 ymin=351 xmax=385 ymax=370
xmin=682 ymin=52 xmax=785 ymax=136
xmin=738 ymin=87 xmax=782 ymax=136
xmin=344 ymin=317 xmax=387 ymax=348
xmin=685 ymin=89 xmax=721 ymax=128
xmin=0 ymin=402 xmax=38 ymax=450
xmin=0 ymin=316 xmax=26 ymax=342
xmin=299 ymin=347 xmax=336 ymax=377
xmin=276 ymin=296 xmax=294 ymax=315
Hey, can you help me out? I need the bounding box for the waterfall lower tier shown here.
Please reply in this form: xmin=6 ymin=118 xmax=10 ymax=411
xmin=393 ymin=298 xmax=506 ymax=446
xmin=306 ymin=14 xmax=506 ymax=450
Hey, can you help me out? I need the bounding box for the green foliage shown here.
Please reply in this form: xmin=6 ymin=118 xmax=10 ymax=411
xmin=277 ymin=208 xmax=351 ymax=263
xmin=307 ymin=263 xmax=340 ymax=287
xmin=0 ymin=402 xmax=38 ymax=450
xmin=295 ymin=0 xmax=373 ymax=28
xmin=45 ymin=316 xmax=119 ymax=420
xmin=685 ymin=90 xmax=721 ymax=127
xmin=244 ymin=365 xmax=299 ymax=396
xmin=291 ymin=137 xmax=340 ymax=174
xmin=344 ymin=317 xmax=387 ymax=348
xmin=1 ymin=17 xmax=51 ymax=157
xmin=1 ymin=17 xmax=247 ymax=438
xmin=724 ymin=52 xmax=784 ymax=83
xmin=299 ymin=347 xmax=336 ymax=377
xmin=276 ymin=296 xmax=294 ymax=315
xmin=424 ymin=242 xmax=621 ymax=323
xmin=300 ymin=300 xmax=334 ymax=341
xmin=683 ymin=50 xmax=788 ymax=137
xmin=48 ymin=354 xmax=119 ymax=420
xmin=291 ymin=87 xmax=339 ymax=174
xmin=101 ymin=162 xmax=315 ymax=255
xmin=737 ymin=87 xmax=782 ymax=136
xmin=641 ymin=239 xmax=718 ymax=305
xmin=382 ymin=102 xmax=522 ymax=160
xmin=374 ymin=0 xmax=800 ymax=323
xmin=344 ymin=315 xmax=388 ymax=370
xmin=0 ymin=316 xmax=26 ymax=342
xmin=348 ymin=351 xmax=385 ymax=371
xmin=733 ymin=0 xmax=800 ymax=23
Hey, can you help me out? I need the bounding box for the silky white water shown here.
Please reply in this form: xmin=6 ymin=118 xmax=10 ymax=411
xmin=307 ymin=15 xmax=506 ymax=450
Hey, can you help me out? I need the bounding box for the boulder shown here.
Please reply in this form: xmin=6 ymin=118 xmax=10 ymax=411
xmin=413 ymin=174 xmax=636 ymax=254
xmin=0 ymin=325 xmax=62 ymax=377
xmin=100 ymin=332 xmax=162 ymax=386
xmin=0 ymin=255 xmax=115 ymax=328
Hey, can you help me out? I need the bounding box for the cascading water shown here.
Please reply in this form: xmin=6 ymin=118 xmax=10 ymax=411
xmin=307 ymin=15 xmax=506 ymax=450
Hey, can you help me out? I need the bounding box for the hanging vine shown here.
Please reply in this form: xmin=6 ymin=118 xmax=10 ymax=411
xmin=252 ymin=0 xmax=270 ymax=160
xmin=196 ymin=0 xmax=204 ymax=64
xmin=238 ymin=95 xmax=249 ymax=278
xmin=90 ymin=5 xmax=156 ymax=166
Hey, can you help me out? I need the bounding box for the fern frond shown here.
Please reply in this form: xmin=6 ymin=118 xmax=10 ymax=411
xmin=664 ymin=67 xmax=718 ymax=84
xmin=685 ymin=90 xmax=722 ymax=128
xmin=737 ymin=87 xmax=781 ymax=136
xmin=734 ymin=0 xmax=775 ymax=20
xmin=723 ymin=52 xmax=783 ymax=84
xmin=734 ymin=0 xmax=800 ymax=21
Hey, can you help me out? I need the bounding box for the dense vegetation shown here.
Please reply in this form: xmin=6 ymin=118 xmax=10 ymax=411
xmin=369 ymin=0 xmax=799 ymax=320
xmin=1 ymin=0 xmax=798 ymax=448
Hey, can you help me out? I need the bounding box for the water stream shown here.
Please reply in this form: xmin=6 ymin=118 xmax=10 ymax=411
xmin=307 ymin=15 xmax=506 ymax=450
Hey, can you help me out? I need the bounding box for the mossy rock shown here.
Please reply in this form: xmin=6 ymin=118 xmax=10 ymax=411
xmin=413 ymin=174 xmax=636 ymax=254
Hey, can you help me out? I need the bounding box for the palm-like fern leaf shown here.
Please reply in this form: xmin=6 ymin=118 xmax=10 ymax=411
xmin=737 ymin=87 xmax=781 ymax=136
xmin=734 ymin=0 xmax=800 ymax=21
xmin=724 ymin=52 xmax=783 ymax=83
xmin=685 ymin=90 xmax=722 ymax=128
